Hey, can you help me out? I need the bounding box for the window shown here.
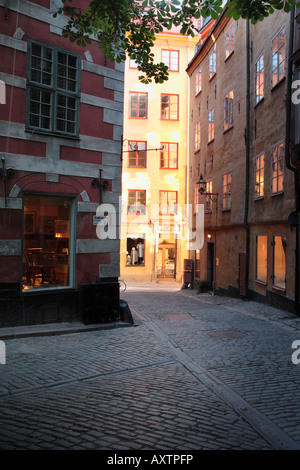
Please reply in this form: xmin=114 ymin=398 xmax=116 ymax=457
xmin=271 ymin=25 xmax=286 ymax=88
xmin=209 ymin=46 xmax=216 ymax=79
xmin=128 ymin=190 xmax=146 ymax=214
xmin=126 ymin=236 xmax=145 ymax=266
xmin=255 ymin=53 xmax=264 ymax=105
xmin=22 ymin=194 xmax=75 ymax=291
xmin=222 ymin=171 xmax=231 ymax=210
xmin=128 ymin=141 xmax=147 ymax=168
xmin=161 ymin=50 xmax=179 ymax=71
xmin=195 ymin=121 xmax=201 ymax=152
xmin=225 ymin=23 xmax=234 ymax=59
xmin=129 ymin=58 xmax=138 ymax=68
xmin=208 ymin=107 xmax=215 ymax=143
xmin=272 ymin=235 xmax=286 ymax=289
xmin=160 ymin=143 xmax=178 ymax=169
xmin=26 ymin=40 xmax=81 ymax=137
xmin=271 ymin=142 xmax=284 ymax=194
xmin=256 ymin=235 xmax=268 ymax=283
xmin=161 ymin=94 xmax=179 ymax=120
xmin=205 ymin=180 xmax=213 ymax=213
xmin=129 ymin=92 xmax=147 ymax=118
xmin=195 ymin=67 xmax=202 ymax=95
xmin=224 ymin=89 xmax=234 ymax=131
xmin=159 ymin=191 xmax=178 ymax=215
xmin=255 ymin=153 xmax=264 ymax=199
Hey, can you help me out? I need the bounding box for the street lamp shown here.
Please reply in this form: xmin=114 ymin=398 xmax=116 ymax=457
xmin=196 ymin=174 xmax=218 ymax=204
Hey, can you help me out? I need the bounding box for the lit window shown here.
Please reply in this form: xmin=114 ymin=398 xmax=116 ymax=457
xmin=272 ymin=236 xmax=286 ymax=289
xmin=271 ymin=25 xmax=286 ymax=88
xmin=160 ymin=143 xmax=178 ymax=169
xmin=128 ymin=141 xmax=147 ymax=168
xmin=208 ymin=106 xmax=215 ymax=143
xmin=222 ymin=171 xmax=231 ymax=210
xmin=195 ymin=121 xmax=201 ymax=152
xmin=126 ymin=236 xmax=145 ymax=266
xmin=225 ymin=23 xmax=234 ymax=59
xmin=159 ymin=191 xmax=178 ymax=215
xmin=128 ymin=190 xmax=146 ymax=214
xmin=161 ymin=50 xmax=179 ymax=71
xmin=255 ymin=153 xmax=264 ymax=199
xmin=256 ymin=235 xmax=268 ymax=283
xmin=129 ymin=92 xmax=148 ymax=118
xmin=209 ymin=45 xmax=216 ymax=79
xmin=195 ymin=67 xmax=202 ymax=95
xmin=26 ymin=40 xmax=81 ymax=137
xmin=255 ymin=53 xmax=264 ymax=104
xmin=161 ymin=94 xmax=179 ymax=120
xmin=224 ymin=89 xmax=234 ymax=131
xmin=271 ymin=142 xmax=284 ymax=194
xmin=205 ymin=180 xmax=213 ymax=213
xmin=295 ymin=65 xmax=300 ymax=145
xmin=22 ymin=194 xmax=75 ymax=291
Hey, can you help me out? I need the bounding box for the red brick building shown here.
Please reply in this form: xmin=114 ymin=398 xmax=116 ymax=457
xmin=0 ymin=0 xmax=123 ymax=326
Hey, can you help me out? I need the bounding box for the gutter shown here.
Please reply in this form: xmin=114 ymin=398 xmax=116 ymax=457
xmin=286 ymin=6 xmax=300 ymax=314
xmin=243 ymin=19 xmax=250 ymax=299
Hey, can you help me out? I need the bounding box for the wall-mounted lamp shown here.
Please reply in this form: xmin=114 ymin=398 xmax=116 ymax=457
xmin=196 ymin=174 xmax=218 ymax=200
xmin=0 ymin=158 xmax=15 ymax=207
xmin=91 ymin=169 xmax=109 ymax=204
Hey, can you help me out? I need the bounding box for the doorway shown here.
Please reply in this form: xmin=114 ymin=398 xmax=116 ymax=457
xmin=156 ymin=240 xmax=176 ymax=279
xmin=207 ymin=242 xmax=215 ymax=288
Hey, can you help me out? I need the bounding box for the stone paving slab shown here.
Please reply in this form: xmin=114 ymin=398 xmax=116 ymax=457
xmin=0 ymin=282 xmax=300 ymax=451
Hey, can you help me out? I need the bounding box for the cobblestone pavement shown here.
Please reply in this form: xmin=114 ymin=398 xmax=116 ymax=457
xmin=0 ymin=282 xmax=300 ymax=452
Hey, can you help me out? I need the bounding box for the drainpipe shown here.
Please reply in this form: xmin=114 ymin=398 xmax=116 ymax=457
xmin=286 ymin=6 xmax=300 ymax=315
xmin=243 ymin=19 xmax=251 ymax=298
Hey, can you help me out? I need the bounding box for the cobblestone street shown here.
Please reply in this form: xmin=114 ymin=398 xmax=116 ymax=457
xmin=0 ymin=282 xmax=300 ymax=454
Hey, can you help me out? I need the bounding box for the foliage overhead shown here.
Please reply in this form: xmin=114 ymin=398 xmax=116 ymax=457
xmin=54 ymin=0 xmax=300 ymax=83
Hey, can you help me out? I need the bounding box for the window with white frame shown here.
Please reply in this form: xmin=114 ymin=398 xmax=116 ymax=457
xmin=222 ymin=171 xmax=231 ymax=210
xmin=161 ymin=50 xmax=179 ymax=71
xmin=208 ymin=106 xmax=215 ymax=143
xmin=255 ymin=53 xmax=264 ymax=105
xmin=224 ymin=89 xmax=234 ymax=131
xmin=254 ymin=153 xmax=264 ymax=199
xmin=271 ymin=25 xmax=286 ymax=88
xmin=225 ymin=23 xmax=234 ymax=60
xmin=195 ymin=121 xmax=201 ymax=152
xmin=271 ymin=142 xmax=284 ymax=194
xmin=209 ymin=45 xmax=216 ymax=79
xmin=195 ymin=67 xmax=202 ymax=95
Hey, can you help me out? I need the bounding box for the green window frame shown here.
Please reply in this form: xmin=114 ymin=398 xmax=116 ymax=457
xmin=26 ymin=39 xmax=81 ymax=138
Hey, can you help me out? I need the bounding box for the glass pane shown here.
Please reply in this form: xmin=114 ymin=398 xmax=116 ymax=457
xmin=256 ymin=236 xmax=267 ymax=282
xmin=22 ymin=195 xmax=73 ymax=291
xmin=273 ymin=236 xmax=286 ymax=288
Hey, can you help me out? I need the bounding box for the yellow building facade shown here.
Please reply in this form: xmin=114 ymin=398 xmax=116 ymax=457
xmin=120 ymin=28 xmax=201 ymax=283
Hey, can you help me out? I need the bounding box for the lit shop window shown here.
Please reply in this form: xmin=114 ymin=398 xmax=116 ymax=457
xmin=272 ymin=236 xmax=286 ymax=289
xmin=126 ymin=236 xmax=145 ymax=266
xmin=256 ymin=235 xmax=268 ymax=283
xmin=22 ymin=194 xmax=75 ymax=291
